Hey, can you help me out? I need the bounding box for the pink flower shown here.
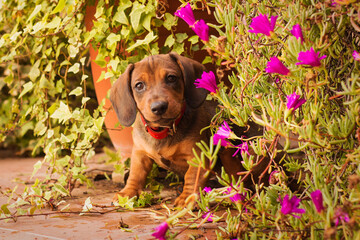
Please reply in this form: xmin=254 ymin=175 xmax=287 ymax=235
xmin=174 ymin=3 xmax=209 ymax=41
xmin=290 ymin=24 xmax=304 ymax=43
xmin=232 ymin=141 xmax=249 ymax=156
xmin=216 ymin=121 xmax=232 ymax=138
xmin=152 ymin=221 xmax=169 ymax=240
xmin=266 ymin=57 xmax=290 ymax=75
xmin=280 ymin=195 xmax=306 ymax=218
xmin=192 ymin=19 xmax=209 ymax=42
xmin=296 ymin=48 xmax=327 ymax=67
xmin=213 ymin=134 xmax=231 ymax=147
xmin=203 ymin=187 xmax=212 ymax=193
xmin=213 ymin=121 xmax=232 ymax=147
xmin=311 ymin=190 xmax=325 ymax=213
xmin=194 ymin=71 xmax=217 ymax=93
xmin=174 ymin=3 xmax=195 ymax=26
xmin=229 ymin=193 xmax=246 ymax=203
xmin=353 ymin=50 xmax=360 ymax=61
xmin=286 ymin=92 xmax=306 ymax=110
xmin=334 ymin=207 xmax=350 ymax=226
xmin=202 ymin=208 xmax=214 ymax=222
xmin=248 ymin=14 xmax=278 ymax=36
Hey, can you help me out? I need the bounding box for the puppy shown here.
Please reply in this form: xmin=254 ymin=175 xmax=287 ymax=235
xmin=110 ymin=53 xmax=244 ymax=206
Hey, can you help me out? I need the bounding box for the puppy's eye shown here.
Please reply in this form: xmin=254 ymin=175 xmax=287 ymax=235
xmin=166 ymin=75 xmax=177 ymax=83
xmin=134 ymin=82 xmax=145 ymax=92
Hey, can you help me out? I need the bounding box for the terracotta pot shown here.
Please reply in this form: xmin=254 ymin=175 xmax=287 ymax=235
xmin=84 ymin=1 xmax=217 ymax=159
xmin=85 ymin=3 xmax=133 ymax=159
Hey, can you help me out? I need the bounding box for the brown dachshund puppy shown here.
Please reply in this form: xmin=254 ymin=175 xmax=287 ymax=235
xmin=110 ymin=53 xmax=243 ymax=206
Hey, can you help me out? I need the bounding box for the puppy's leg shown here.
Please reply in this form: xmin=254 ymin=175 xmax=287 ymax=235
xmin=220 ymin=148 xmax=243 ymax=176
xmin=112 ymin=151 xmax=153 ymax=203
xmin=174 ymin=165 xmax=209 ymax=207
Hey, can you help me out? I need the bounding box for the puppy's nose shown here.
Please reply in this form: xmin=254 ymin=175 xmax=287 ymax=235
xmin=151 ymin=101 xmax=168 ymax=115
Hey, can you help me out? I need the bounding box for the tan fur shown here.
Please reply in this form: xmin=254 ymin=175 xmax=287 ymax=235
xmin=110 ymin=53 xmax=248 ymax=206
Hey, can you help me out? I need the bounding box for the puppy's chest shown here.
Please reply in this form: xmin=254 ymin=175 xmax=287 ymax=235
xmin=145 ymin=143 xmax=193 ymax=175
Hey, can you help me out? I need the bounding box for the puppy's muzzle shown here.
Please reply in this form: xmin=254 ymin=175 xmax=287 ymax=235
xmin=151 ymin=101 xmax=168 ymax=115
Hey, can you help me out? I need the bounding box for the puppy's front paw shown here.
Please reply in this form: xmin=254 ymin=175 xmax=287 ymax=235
xmin=174 ymin=192 xmax=198 ymax=208
xmin=112 ymin=189 xmax=139 ymax=205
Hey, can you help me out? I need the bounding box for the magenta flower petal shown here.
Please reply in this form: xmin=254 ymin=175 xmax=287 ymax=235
xmin=280 ymin=195 xmax=306 ymax=218
xmin=152 ymin=222 xmax=169 ymax=240
xmin=229 ymin=193 xmax=246 ymax=203
xmin=290 ymin=24 xmax=305 ymax=43
xmin=216 ymin=121 xmax=232 ymax=138
xmin=174 ymin=3 xmax=196 ymax=26
xmin=266 ymin=57 xmax=290 ymax=75
xmin=334 ymin=207 xmax=350 ymax=226
xmin=248 ymin=14 xmax=278 ymax=36
xmin=202 ymin=208 xmax=214 ymax=222
xmin=286 ymin=92 xmax=306 ymax=110
xmin=296 ymin=48 xmax=327 ymax=67
xmin=213 ymin=133 xmax=231 ymax=147
xmin=192 ymin=19 xmax=209 ymax=41
xmin=203 ymin=187 xmax=212 ymax=193
xmin=232 ymin=142 xmax=249 ymax=157
xmin=353 ymin=50 xmax=360 ymax=61
xmin=311 ymin=190 xmax=325 ymax=213
xmin=194 ymin=71 xmax=217 ymax=93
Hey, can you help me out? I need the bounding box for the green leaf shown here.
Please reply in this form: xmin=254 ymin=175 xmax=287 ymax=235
xmin=27 ymin=5 xmax=42 ymax=23
xmin=68 ymin=63 xmax=80 ymax=74
xmin=113 ymin=8 xmax=130 ymax=25
xmin=69 ymin=87 xmax=82 ymax=96
xmin=19 ymin=81 xmax=34 ymax=98
xmin=51 ymin=0 xmax=67 ymax=14
xmin=126 ymin=31 xmax=158 ymax=52
xmin=175 ymin=33 xmax=188 ymax=43
xmin=50 ymin=101 xmax=72 ymax=124
xmin=31 ymin=160 xmax=42 ymax=179
xmin=46 ymin=16 xmax=61 ymax=29
xmin=106 ymin=33 xmax=121 ymax=46
xmin=28 ymin=60 xmax=41 ymax=81
xmin=164 ymin=35 xmax=175 ymax=48
xmin=163 ymin=13 xmax=176 ymax=30
xmin=1 ymin=204 xmax=11 ymax=215
xmin=53 ymin=183 xmax=69 ymax=196
xmin=130 ymin=2 xmax=146 ymax=33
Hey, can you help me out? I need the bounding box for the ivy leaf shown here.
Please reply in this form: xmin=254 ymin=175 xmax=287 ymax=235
xmin=51 ymin=0 xmax=67 ymax=14
xmin=130 ymin=2 xmax=145 ymax=33
xmin=126 ymin=31 xmax=158 ymax=52
xmin=1 ymin=204 xmax=11 ymax=215
xmin=53 ymin=183 xmax=69 ymax=196
xmin=106 ymin=33 xmax=121 ymax=46
xmin=27 ymin=5 xmax=42 ymax=23
xmin=31 ymin=160 xmax=42 ymax=179
xmin=46 ymin=16 xmax=61 ymax=29
xmin=50 ymin=101 xmax=72 ymax=124
xmin=163 ymin=13 xmax=176 ymax=30
xmin=164 ymin=35 xmax=175 ymax=48
xmin=113 ymin=1 xmax=131 ymax=26
xmin=19 ymin=81 xmax=34 ymax=98
xmin=68 ymin=63 xmax=80 ymax=74
xmin=28 ymin=60 xmax=41 ymax=81
xmin=69 ymin=86 xmax=82 ymax=96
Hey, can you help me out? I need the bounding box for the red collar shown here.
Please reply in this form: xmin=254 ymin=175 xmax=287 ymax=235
xmin=140 ymin=103 xmax=186 ymax=139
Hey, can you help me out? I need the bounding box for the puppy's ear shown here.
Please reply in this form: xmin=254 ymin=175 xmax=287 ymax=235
xmin=110 ymin=64 xmax=136 ymax=127
xmin=169 ymin=52 xmax=208 ymax=108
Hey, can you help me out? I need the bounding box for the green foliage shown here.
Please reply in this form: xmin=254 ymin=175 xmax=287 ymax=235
xmin=0 ymin=0 xmax=183 ymax=220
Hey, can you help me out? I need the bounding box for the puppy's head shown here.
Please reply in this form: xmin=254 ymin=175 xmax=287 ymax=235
xmin=110 ymin=53 xmax=208 ymax=127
